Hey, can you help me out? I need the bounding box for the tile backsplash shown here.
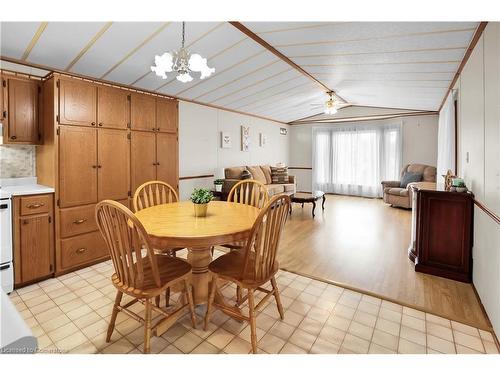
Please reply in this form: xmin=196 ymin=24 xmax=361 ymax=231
xmin=0 ymin=145 xmax=36 ymax=178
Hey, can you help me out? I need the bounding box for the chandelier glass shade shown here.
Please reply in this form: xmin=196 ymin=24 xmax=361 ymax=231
xmin=151 ymin=22 xmax=215 ymax=83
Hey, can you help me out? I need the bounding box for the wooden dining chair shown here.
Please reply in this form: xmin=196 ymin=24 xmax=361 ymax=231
xmin=133 ymin=181 xmax=183 ymax=307
xmin=223 ymin=179 xmax=270 ymax=303
xmin=227 ymin=179 xmax=269 ymax=210
xmin=133 ymin=180 xmax=179 ymax=212
xmin=95 ymin=200 xmax=196 ymax=354
xmin=222 ymin=180 xmax=269 ymax=251
xmin=204 ymin=194 xmax=291 ymax=353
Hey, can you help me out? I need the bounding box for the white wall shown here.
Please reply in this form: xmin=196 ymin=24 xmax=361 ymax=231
xmin=456 ymin=22 xmax=500 ymax=337
xmin=288 ymin=114 xmax=439 ymax=192
xmin=178 ymin=101 xmax=290 ymax=200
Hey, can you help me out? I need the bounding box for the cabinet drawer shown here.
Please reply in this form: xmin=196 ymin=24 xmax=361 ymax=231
xmin=20 ymin=194 xmax=51 ymax=216
xmin=60 ymin=231 xmax=108 ymax=270
xmin=59 ymin=204 xmax=97 ymax=238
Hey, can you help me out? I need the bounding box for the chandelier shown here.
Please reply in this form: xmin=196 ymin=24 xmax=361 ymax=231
xmin=151 ymin=22 xmax=215 ymax=83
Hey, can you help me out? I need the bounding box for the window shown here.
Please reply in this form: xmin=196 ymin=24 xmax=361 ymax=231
xmin=313 ymin=122 xmax=402 ymax=197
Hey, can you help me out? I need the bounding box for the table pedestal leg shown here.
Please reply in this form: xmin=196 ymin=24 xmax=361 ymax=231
xmin=187 ymin=246 xmax=213 ymax=305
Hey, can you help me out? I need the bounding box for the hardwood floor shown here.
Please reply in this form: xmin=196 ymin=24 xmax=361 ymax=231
xmin=278 ymin=194 xmax=491 ymax=330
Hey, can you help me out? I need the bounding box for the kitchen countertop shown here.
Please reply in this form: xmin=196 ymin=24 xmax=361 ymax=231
xmin=0 ymin=177 xmax=54 ymax=199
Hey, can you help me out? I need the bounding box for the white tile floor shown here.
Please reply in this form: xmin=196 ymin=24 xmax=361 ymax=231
xmin=8 ymin=250 xmax=500 ymax=354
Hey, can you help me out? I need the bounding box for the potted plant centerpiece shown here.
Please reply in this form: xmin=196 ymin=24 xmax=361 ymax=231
xmin=190 ymin=188 xmax=214 ymax=217
xmin=214 ymin=179 xmax=224 ymax=192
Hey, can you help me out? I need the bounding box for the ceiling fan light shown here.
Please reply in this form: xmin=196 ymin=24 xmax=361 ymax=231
xmin=324 ymin=106 xmax=337 ymax=115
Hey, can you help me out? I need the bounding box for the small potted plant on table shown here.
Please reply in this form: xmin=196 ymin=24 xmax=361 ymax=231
xmin=190 ymin=188 xmax=214 ymax=217
xmin=214 ymin=179 xmax=224 ymax=192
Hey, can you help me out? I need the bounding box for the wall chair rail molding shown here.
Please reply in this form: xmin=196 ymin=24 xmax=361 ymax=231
xmin=474 ymin=199 xmax=500 ymax=226
xmin=179 ymin=174 xmax=215 ymax=181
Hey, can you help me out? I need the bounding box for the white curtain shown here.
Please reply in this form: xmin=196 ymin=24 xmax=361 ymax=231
xmin=437 ymin=90 xmax=456 ymax=178
xmin=312 ymin=121 xmax=402 ymax=198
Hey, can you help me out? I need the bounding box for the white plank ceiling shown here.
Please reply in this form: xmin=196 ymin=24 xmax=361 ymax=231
xmin=0 ymin=22 xmax=479 ymax=123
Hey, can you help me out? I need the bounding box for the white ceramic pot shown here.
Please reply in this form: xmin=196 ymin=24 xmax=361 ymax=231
xmin=215 ymin=184 xmax=222 ymax=192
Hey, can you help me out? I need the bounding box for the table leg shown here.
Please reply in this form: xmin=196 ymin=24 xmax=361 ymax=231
xmin=187 ymin=246 xmax=213 ymax=305
xmin=312 ymin=201 xmax=316 ymax=218
xmin=322 ymin=195 xmax=326 ymax=210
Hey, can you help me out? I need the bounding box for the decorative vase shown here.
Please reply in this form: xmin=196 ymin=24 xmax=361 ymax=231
xmin=193 ymin=203 xmax=208 ymax=217
xmin=215 ymin=184 xmax=222 ymax=192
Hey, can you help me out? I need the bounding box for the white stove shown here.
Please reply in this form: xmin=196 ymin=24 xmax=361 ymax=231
xmin=0 ymin=196 xmax=13 ymax=293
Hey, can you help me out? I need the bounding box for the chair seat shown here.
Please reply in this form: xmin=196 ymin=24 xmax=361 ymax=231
xmin=112 ymin=254 xmax=191 ymax=296
xmin=387 ymin=187 xmax=409 ymax=196
xmin=209 ymin=250 xmax=278 ymax=287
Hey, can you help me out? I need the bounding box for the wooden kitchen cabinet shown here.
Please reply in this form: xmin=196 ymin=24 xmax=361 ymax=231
xmin=2 ymin=76 xmax=40 ymax=144
xmin=0 ymin=74 xmax=5 ymax=122
xmin=36 ymin=73 xmax=179 ymax=276
xmin=156 ymin=132 xmax=178 ymax=189
xmin=58 ymin=78 xmax=97 ymax=127
xmin=130 ymin=131 xmax=179 ymax=193
xmin=97 ymin=86 xmax=130 ymax=129
xmin=97 ymin=128 xmax=130 ymax=200
xmin=156 ymin=98 xmax=178 ymax=133
xmin=58 ymin=125 xmax=98 ymax=207
xmin=130 ymin=131 xmax=157 ymax=192
xmin=130 ymin=93 xmax=156 ymax=131
xmin=13 ymin=193 xmax=54 ymax=286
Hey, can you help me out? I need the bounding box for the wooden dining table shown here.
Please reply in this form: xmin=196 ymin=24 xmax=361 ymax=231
xmin=134 ymin=200 xmax=260 ymax=305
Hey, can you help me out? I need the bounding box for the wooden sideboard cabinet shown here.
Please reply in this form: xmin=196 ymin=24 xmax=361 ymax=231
xmin=409 ymin=186 xmax=473 ymax=282
xmin=13 ymin=193 xmax=55 ymax=286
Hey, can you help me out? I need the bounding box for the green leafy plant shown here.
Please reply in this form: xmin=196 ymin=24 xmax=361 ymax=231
xmin=214 ymin=179 xmax=224 ymax=185
xmin=190 ymin=188 xmax=214 ymax=204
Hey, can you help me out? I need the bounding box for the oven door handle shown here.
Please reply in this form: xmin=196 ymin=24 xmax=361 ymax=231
xmin=0 ymin=264 xmax=10 ymax=271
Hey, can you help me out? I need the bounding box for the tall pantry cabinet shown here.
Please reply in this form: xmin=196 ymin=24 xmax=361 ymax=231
xmin=36 ymin=74 xmax=179 ymax=274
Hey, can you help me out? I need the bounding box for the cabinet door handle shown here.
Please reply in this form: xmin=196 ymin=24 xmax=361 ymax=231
xmin=76 ymin=248 xmax=87 ymax=254
xmin=98 ymin=122 xmax=103 ymax=127
xmin=27 ymin=203 xmax=44 ymax=209
xmin=91 ymin=122 xmax=96 ymax=126
xmin=10 ymin=135 xmax=17 ymax=140
xmin=98 ymin=165 xmax=102 ymax=169
xmin=73 ymin=218 xmax=87 ymax=225
xmin=23 ymin=219 xmax=29 ymax=225
xmin=92 ymin=165 xmax=97 ymax=169
xmin=152 ymin=128 xmax=156 ymax=131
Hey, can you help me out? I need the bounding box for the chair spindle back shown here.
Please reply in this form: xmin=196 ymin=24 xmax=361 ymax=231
xmin=133 ymin=181 xmax=179 ymax=212
xmin=241 ymin=194 xmax=291 ymax=282
xmin=227 ymin=179 xmax=269 ymax=209
xmin=95 ymin=200 xmax=161 ymax=290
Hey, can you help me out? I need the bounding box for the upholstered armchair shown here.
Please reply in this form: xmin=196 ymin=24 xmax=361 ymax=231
xmin=381 ymin=164 xmax=437 ymax=209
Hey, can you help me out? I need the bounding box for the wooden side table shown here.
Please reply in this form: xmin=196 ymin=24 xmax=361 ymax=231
xmin=211 ymin=190 xmax=228 ymax=201
xmin=290 ymin=191 xmax=326 ymax=218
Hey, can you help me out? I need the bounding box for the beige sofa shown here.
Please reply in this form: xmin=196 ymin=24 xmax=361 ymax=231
xmin=223 ymin=165 xmax=296 ymax=197
xmin=381 ymin=164 xmax=437 ymax=209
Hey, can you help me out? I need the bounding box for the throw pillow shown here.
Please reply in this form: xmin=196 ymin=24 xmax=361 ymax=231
xmin=271 ymin=166 xmax=289 ymax=184
xmin=240 ymin=169 xmax=252 ymax=180
xmin=247 ymin=166 xmax=267 ymax=184
xmin=260 ymin=165 xmax=273 ymax=184
xmin=400 ymin=172 xmax=423 ymax=188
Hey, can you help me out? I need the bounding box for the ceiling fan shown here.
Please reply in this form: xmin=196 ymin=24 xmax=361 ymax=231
xmin=310 ymin=91 xmax=352 ymax=115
